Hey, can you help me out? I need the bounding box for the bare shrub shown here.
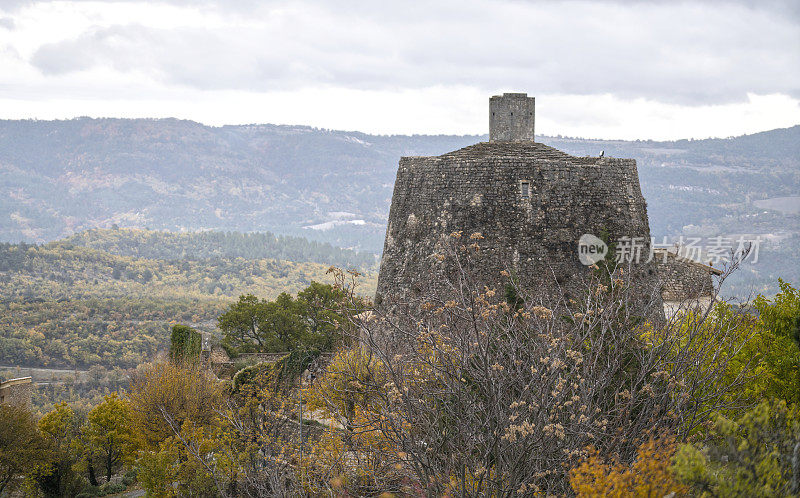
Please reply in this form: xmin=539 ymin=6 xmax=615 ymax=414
xmin=148 ymin=240 xmax=757 ymax=496
xmin=321 ymin=237 xmax=759 ymax=495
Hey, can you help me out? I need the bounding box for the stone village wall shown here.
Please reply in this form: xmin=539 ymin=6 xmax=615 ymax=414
xmin=0 ymin=376 xmax=33 ymax=409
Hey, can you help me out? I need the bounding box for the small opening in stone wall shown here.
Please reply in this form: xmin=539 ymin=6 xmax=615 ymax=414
xmin=520 ymin=181 xmax=530 ymax=199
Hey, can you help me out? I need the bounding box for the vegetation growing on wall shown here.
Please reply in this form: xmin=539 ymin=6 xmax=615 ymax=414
xmin=169 ymin=325 xmax=202 ymax=361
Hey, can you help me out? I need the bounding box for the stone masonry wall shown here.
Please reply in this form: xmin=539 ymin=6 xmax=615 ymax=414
xmin=0 ymin=377 xmax=33 ymax=409
xmin=654 ymin=250 xmax=718 ymax=302
xmin=375 ymin=141 xmax=661 ymax=312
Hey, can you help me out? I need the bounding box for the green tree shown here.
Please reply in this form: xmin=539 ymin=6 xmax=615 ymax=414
xmin=127 ymin=362 xmax=222 ymax=495
xmin=218 ymin=292 xmax=304 ymax=353
xmin=673 ymin=281 xmax=800 ymax=415
xmin=85 ymin=393 xmax=135 ymax=482
xmin=218 ymin=294 xmax=266 ymax=353
xmin=219 ymin=283 xmax=347 ymax=354
xmin=36 ymin=403 xmax=84 ymax=496
xmin=128 ymin=361 xmax=220 ymax=449
xmin=0 ymin=404 xmax=50 ymax=495
xmin=136 ymin=446 xmax=179 ymax=498
xmin=753 ymin=279 xmax=800 ymax=403
xmin=262 ymin=292 xmax=305 ymax=351
xmin=296 ymin=281 xmax=346 ymax=350
xmin=674 ymin=399 xmax=800 ymax=497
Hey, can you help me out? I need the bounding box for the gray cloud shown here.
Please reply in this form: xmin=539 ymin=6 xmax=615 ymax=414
xmin=22 ymin=0 xmax=800 ymax=105
xmin=0 ymin=17 xmax=14 ymax=29
xmin=596 ymin=0 xmax=800 ymax=20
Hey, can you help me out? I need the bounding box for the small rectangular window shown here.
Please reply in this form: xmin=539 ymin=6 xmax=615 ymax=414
xmin=521 ymin=181 xmax=530 ymax=199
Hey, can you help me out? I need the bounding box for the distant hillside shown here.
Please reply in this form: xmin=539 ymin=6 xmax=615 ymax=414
xmin=1 ymin=118 xmax=797 ymax=294
xmin=0 ymin=230 xmax=378 ymax=369
xmin=0 ymin=240 xmax=373 ymax=303
xmin=57 ymin=228 xmax=376 ymax=270
xmin=0 ymin=118 xmax=482 ymax=250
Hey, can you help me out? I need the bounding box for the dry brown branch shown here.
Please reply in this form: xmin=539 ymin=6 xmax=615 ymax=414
xmin=328 ymin=238 xmax=759 ymax=496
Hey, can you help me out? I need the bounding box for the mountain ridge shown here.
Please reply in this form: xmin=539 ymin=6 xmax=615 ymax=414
xmin=1 ymin=118 xmax=797 ymax=254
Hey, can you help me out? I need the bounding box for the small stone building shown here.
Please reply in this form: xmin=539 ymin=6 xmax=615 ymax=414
xmin=376 ymin=93 xmax=661 ymax=314
xmin=0 ymin=376 xmax=33 ymax=409
xmin=654 ymin=248 xmax=722 ymax=309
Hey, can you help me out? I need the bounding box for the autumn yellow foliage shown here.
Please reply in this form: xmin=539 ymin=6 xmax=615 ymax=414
xmin=569 ymin=436 xmax=687 ymax=498
xmin=127 ymin=360 xmax=222 ymax=448
xmin=302 ymin=347 xmax=406 ymax=495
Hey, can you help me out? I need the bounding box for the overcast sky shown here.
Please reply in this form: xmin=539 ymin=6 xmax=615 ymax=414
xmin=0 ymin=0 xmax=798 ymax=139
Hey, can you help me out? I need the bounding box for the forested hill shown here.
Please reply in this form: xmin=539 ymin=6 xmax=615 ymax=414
xmin=0 ymin=239 xmax=374 ymax=303
xmin=56 ymin=228 xmax=376 ymax=269
xmin=2 ymin=118 xmax=797 ymax=254
xmin=0 ymin=230 xmax=378 ymax=369
xmin=0 ymin=118 xmax=482 ymax=250
xmin=1 ymin=118 xmax=798 ymax=295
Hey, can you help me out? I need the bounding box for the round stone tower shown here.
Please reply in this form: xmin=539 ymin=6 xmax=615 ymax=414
xmin=375 ymin=93 xmax=659 ymax=313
